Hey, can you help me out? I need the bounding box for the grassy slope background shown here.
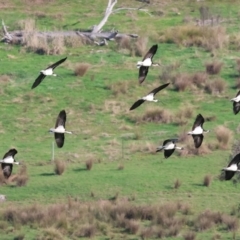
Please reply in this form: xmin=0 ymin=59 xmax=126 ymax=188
xmin=1 ymin=0 xmax=240 ymax=239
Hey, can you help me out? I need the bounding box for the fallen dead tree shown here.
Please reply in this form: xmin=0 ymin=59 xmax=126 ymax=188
xmin=0 ymin=0 xmax=151 ymax=47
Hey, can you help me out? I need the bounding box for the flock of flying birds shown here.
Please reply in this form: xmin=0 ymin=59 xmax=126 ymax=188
xmin=1 ymin=44 xmax=240 ymax=181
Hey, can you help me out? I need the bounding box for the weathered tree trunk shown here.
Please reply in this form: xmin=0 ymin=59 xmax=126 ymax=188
xmin=1 ymin=0 xmax=151 ymax=46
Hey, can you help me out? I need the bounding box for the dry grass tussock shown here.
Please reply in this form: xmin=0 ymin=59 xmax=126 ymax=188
xmin=104 ymin=100 xmax=128 ymax=115
xmin=130 ymin=141 xmax=156 ymax=154
xmin=54 ymin=160 xmax=65 ymax=175
xmin=215 ymin=125 xmax=232 ymax=150
xmin=0 ymin=171 xmax=7 ymax=185
xmin=203 ymin=174 xmax=212 ymax=187
xmin=174 ymin=179 xmax=181 ymax=189
xmin=160 ymin=25 xmax=228 ymax=51
xmin=85 ymin=159 xmax=93 ymax=171
xmin=74 ymin=63 xmax=90 ymax=77
xmin=174 ymin=106 xmax=193 ymax=126
xmin=177 ymin=131 xmax=212 ymax=157
xmin=2 ymin=199 xmax=238 ymax=238
xmin=236 ymin=59 xmax=240 ymax=77
xmin=107 ymin=80 xmax=135 ymax=97
xmin=130 ymin=107 xmax=173 ymax=124
xmin=205 ymin=78 xmax=226 ymax=95
xmin=11 ymin=164 xmax=28 ymax=187
xmin=19 ymin=18 xmax=87 ymax=55
xmin=116 ymin=36 xmax=131 ymax=54
xmin=172 ymin=72 xmax=208 ymax=92
xmin=205 ymin=61 xmax=223 ymax=75
xmin=132 ymin=37 xmax=148 ymax=57
xmin=159 ymin=62 xmax=181 ymax=82
xmin=183 ymin=231 xmax=196 ymax=240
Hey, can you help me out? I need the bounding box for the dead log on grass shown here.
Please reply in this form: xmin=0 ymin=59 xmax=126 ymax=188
xmin=1 ymin=0 xmax=148 ymax=47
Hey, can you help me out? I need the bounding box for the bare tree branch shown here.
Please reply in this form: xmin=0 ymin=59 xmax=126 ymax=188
xmin=91 ymin=0 xmax=118 ymax=37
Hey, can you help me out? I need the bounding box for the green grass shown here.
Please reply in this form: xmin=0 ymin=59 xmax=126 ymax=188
xmin=0 ymin=0 xmax=240 ymax=239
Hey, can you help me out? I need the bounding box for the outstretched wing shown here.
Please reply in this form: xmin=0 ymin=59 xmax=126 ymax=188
xmin=224 ymin=171 xmax=236 ymax=181
xmin=192 ymin=134 xmax=203 ymax=148
xmin=55 ymin=133 xmax=65 ymax=148
xmin=1 ymin=163 xmax=12 ymax=179
xmin=142 ymin=45 xmax=158 ymax=61
xmin=3 ymin=149 xmax=18 ymax=159
xmin=192 ymin=114 xmax=204 ymax=130
xmin=227 ymin=153 xmax=240 ymax=167
xmin=138 ymin=66 xmax=149 ymax=84
xmin=164 ymin=149 xmax=175 ymax=159
xmin=148 ymin=83 xmax=170 ymax=96
xmin=233 ymin=102 xmax=240 ymax=115
xmin=31 ymin=73 xmax=46 ymax=89
xmin=129 ymin=99 xmax=145 ymax=111
xmin=55 ymin=110 xmax=66 ymax=128
xmin=47 ymin=57 xmax=67 ymax=70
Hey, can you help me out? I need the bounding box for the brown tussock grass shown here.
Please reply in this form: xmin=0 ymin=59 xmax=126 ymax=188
xmin=191 ymin=72 xmax=208 ymax=88
xmin=86 ymin=159 xmax=93 ymax=171
xmin=174 ymin=179 xmax=181 ymax=189
xmin=108 ymin=80 xmax=133 ymax=96
xmin=0 ymin=75 xmax=12 ymax=85
xmin=141 ymin=107 xmax=173 ymax=123
xmin=159 ymin=62 xmax=181 ymax=82
xmin=173 ymin=73 xmax=192 ymax=92
xmin=11 ymin=164 xmax=28 ymax=187
xmin=236 ymin=59 xmax=240 ymax=76
xmin=74 ymin=224 xmax=96 ymax=238
xmin=117 ymin=36 xmax=131 ymax=51
xmin=235 ymin=78 xmax=240 ymax=88
xmin=195 ymin=210 xmax=223 ymax=231
xmin=133 ymin=37 xmax=148 ymax=57
xmin=221 ymin=214 xmax=239 ymax=232
xmin=160 ymin=25 xmax=228 ymax=51
xmin=203 ymin=174 xmax=212 ymax=187
xmin=205 ymin=61 xmax=223 ymax=75
xmin=118 ymin=164 xmax=124 ymax=170
xmin=184 ymin=231 xmax=196 ymax=240
xmin=174 ymin=106 xmax=193 ymax=126
xmin=205 ymin=78 xmax=226 ymax=95
xmin=54 ymin=160 xmax=65 ymax=175
xmin=0 ymin=171 xmax=7 ymax=185
xmin=74 ymin=63 xmax=90 ymax=77
xmin=215 ymin=125 xmax=232 ymax=149
xmin=104 ymin=100 xmax=128 ymax=115
xmin=3 ymin=198 xmax=238 ymax=239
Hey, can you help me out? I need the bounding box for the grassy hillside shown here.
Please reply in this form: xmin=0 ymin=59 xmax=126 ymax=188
xmin=0 ymin=0 xmax=240 ymax=239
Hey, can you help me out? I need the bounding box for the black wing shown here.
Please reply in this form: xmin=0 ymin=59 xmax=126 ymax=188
xmin=233 ymin=102 xmax=240 ymax=115
xmin=148 ymin=83 xmax=170 ymax=96
xmin=142 ymin=44 xmax=158 ymax=61
xmin=163 ymin=138 xmax=178 ymax=146
xmin=55 ymin=110 xmax=66 ymax=128
xmin=192 ymin=114 xmax=204 ymax=130
xmin=227 ymin=153 xmax=240 ymax=167
xmin=138 ymin=66 xmax=149 ymax=84
xmin=55 ymin=133 xmax=65 ymax=148
xmin=235 ymin=90 xmax=240 ymax=97
xmin=31 ymin=73 xmax=46 ymax=89
xmin=47 ymin=57 xmax=67 ymax=70
xmin=224 ymin=171 xmax=235 ymax=180
xmin=1 ymin=163 xmax=12 ymax=179
xmin=192 ymin=134 xmax=203 ymax=148
xmin=3 ymin=148 xmax=18 ymax=159
xmin=130 ymin=99 xmax=145 ymax=111
xmin=164 ymin=149 xmax=175 ymax=159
